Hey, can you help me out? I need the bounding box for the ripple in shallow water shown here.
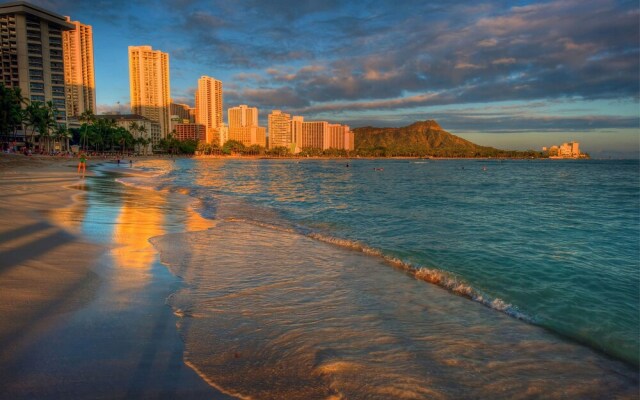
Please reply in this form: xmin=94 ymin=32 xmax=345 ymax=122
xmin=152 ymin=221 xmax=638 ymax=399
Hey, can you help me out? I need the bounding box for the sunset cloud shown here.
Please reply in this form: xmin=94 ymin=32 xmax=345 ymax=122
xmin=31 ymin=0 xmax=639 ymax=149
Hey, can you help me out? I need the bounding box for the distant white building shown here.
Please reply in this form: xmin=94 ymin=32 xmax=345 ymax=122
xmin=544 ymin=141 xmax=582 ymax=158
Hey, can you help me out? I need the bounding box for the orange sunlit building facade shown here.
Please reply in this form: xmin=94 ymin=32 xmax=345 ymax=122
xmin=128 ymin=45 xmax=171 ymax=140
xmin=62 ymin=16 xmax=95 ymax=117
xmin=195 ymin=75 xmax=223 ymax=146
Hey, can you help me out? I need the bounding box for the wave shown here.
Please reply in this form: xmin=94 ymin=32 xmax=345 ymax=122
xmin=308 ymin=232 xmax=532 ymax=322
xmin=113 ymin=164 xmax=532 ymax=324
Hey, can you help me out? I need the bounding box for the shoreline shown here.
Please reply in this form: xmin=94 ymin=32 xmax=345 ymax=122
xmin=0 ymin=154 xmax=231 ymax=399
xmin=1 ymin=154 xmax=637 ymax=397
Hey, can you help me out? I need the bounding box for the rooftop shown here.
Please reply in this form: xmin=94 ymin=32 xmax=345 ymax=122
xmin=0 ymin=1 xmax=74 ymax=30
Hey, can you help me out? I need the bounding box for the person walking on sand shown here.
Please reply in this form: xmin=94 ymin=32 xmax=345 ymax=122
xmin=77 ymin=153 xmax=87 ymax=176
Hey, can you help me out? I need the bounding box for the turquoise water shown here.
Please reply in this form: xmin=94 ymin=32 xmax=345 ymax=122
xmin=122 ymin=158 xmax=639 ymax=397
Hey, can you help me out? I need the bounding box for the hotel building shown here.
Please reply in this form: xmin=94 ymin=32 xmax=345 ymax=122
xmin=329 ymin=123 xmax=354 ymax=151
xmin=195 ymin=75 xmax=223 ymax=146
xmin=302 ymin=120 xmax=329 ymax=150
xmin=170 ymin=102 xmax=194 ymax=123
xmin=173 ymin=123 xmax=206 ymax=142
xmin=266 ymin=110 xmax=354 ymax=152
xmin=268 ymin=110 xmax=292 ymax=149
xmin=0 ymin=1 xmax=74 ymax=125
xmin=128 ymin=45 xmax=171 ymax=139
xmin=301 ymin=120 xmax=354 ymax=151
xmin=544 ymin=141 xmax=581 ymax=158
xmin=291 ymin=116 xmax=304 ymax=153
xmin=228 ymin=104 xmax=266 ymax=147
xmin=62 ymin=16 xmax=95 ymax=118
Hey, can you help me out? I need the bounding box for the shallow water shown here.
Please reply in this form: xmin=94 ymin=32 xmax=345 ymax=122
xmin=152 ymin=221 xmax=637 ymax=399
xmin=122 ymin=158 xmax=638 ymax=398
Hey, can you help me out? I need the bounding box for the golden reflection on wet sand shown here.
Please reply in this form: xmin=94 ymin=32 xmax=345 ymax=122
xmin=153 ymin=221 xmax=639 ymax=400
xmin=112 ymin=197 xmax=165 ymax=270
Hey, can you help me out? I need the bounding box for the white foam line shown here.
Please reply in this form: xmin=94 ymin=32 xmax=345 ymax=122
xmin=308 ymin=232 xmax=532 ymax=322
xmin=183 ymin=360 xmax=252 ymax=400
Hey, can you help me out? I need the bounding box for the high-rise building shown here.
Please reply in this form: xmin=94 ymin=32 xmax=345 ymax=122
xmin=328 ymin=124 xmax=355 ymax=150
xmin=345 ymin=128 xmax=355 ymax=151
xmin=268 ymin=110 xmax=292 ymax=149
xmin=302 ymin=121 xmax=328 ymax=150
xmin=228 ymin=104 xmax=265 ymax=147
xmin=291 ymin=116 xmax=304 ymax=153
xmin=228 ymin=104 xmax=257 ymax=128
xmin=170 ymin=102 xmax=193 ymax=123
xmin=195 ymin=75 xmax=223 ymax=146
xmin=0 ymin=2 xmax=74 ymax=125
xmin=128 ymin=45 xmax=171 ymax=139
xmin=299 ymin=120 xmax=353 ymax=151
xmin=62 ymin=16 xmax=95 ymax=118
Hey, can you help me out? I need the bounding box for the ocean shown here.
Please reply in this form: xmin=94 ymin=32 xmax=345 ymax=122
xmin=118 ymin=158 xmax=638 ymax=399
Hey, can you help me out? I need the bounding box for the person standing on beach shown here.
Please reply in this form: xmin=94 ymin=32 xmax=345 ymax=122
xmin=78 ymin=153 xmax=87 ymax=176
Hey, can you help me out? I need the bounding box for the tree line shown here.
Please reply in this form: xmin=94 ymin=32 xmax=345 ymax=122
xmin=1 ymin=84 xmax=72 ymax=153
xmin=2 ymin=83 xmax=155 ymax=155
xmin=2 ymin=83 xmax=546 ymax=158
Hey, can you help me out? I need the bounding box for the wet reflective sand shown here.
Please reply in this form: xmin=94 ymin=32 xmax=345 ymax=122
xmin=153 ymin=220 xmax=639 ymax=399
xmin=0 ymin=164 xmax=228 ymax=399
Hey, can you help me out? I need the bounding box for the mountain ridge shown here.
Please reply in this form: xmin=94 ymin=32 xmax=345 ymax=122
xmin=353 ymin=120 xmax=538 ymax=158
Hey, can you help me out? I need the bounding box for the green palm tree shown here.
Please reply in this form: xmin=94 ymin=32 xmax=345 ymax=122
xmin=23 ymin=101 xmax=56 ymax=152
xmin=0 ymin=84 xmax=27 ymax=147
xmin=78 ymin=110 xmax=96 ymax=151
xmin=53 ymin=124 xmax=71 ymax=152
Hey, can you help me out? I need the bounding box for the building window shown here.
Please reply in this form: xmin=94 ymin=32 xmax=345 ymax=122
xmin=29 ymin=69 xmax=43 ymax=80
xmin=29 ymin=82 xmax=44 ymax=93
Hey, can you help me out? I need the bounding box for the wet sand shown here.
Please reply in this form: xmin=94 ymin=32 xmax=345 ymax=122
xmin=0 ymin=154 xmax=230 ymax=399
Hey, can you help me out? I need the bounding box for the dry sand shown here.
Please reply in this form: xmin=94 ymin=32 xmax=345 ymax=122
xmin=0 ymin=154 xmax=230 ymax=399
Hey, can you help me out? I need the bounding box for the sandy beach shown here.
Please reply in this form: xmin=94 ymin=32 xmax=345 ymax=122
xmin=0 ymin=154 xmax=230 ymax=399
xmin=1 ymin=154 xmax=637 ymax=399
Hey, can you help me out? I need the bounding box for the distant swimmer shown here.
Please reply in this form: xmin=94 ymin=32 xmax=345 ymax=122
xmin=374 ymin=167 xmax=384 ymax=171
xmin=346 ymin=163 xmax=350 ymax=167
xmin=482 ymin=166 xmax=487 ymax=171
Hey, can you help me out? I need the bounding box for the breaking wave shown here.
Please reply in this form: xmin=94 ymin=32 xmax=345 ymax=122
xmin=308 ymin=232 xmax=532 ymax=322
xmin=115 ymin=165 xmax=533 ymax=324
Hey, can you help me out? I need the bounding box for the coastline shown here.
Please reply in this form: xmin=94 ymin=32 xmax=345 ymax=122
xmin=0 ymin=154 xmax=103 ymax=380
xmin=0 ymin=154 xmax=231 ymax=399
xmin=1 ymin=154 xmax=637 ymax=398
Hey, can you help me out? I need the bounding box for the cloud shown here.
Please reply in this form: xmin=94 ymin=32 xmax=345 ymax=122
xmin=492 ymin=58 xmax=516 ymax=65
xmin=455 ymin=63 xmax=483 ymax=70
xmin=34 ymin=0 xmax=639 ymax=136
xmin=97 ymin=102 xmax=131 ymax=115
xmin=256 ymin=0 xmax=636 ymax=115
xmin=478 ymin=38 xmax=498 ymax=47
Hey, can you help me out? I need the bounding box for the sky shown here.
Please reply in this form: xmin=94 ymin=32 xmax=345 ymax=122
xmin=30 ymin=0 xmax=640 ymax=156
